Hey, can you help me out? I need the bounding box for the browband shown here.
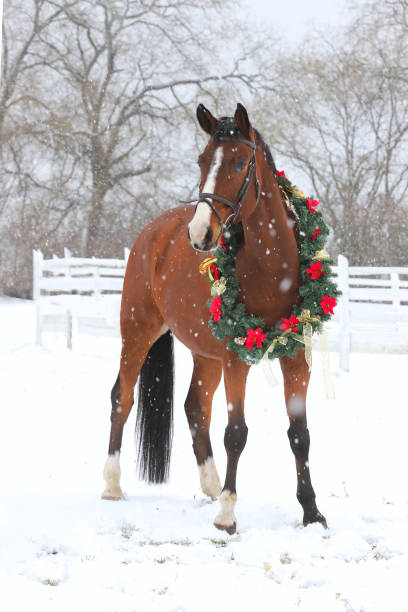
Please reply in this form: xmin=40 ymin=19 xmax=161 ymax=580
xmin=217 ymin=135 xmax=257 ymax=150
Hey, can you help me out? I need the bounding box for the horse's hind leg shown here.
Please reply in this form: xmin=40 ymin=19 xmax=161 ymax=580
xmin=101 ymin=312 xmax=166 ymax=500
xmin=184 ymin=354 xmax=222 ymax=500
xmin=279 ymin=350 xmax=327 ymax=528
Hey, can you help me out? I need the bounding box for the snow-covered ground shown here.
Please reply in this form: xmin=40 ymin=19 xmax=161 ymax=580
xmin=1 ymin=297 xmax=408 ymax=612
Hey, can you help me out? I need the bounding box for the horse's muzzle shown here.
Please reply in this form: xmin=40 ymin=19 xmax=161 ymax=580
xmin=188 ymin=226 xmax=214 ymax=252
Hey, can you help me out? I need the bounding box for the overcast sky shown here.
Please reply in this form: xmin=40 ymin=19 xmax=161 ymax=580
xmin=241 ymin=0 xmax=352 ymax=40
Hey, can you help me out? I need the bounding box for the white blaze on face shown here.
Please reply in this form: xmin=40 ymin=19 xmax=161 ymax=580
xmin=188 ymin=146 xmax=223 ymax=248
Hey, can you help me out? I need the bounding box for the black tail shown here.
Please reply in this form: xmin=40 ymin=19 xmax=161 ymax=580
xmin=135 ymin=330 xmax=174 ymax=484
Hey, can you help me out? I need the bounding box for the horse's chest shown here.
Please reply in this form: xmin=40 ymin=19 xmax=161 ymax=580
xmin=236 ymin=257 xmax=299 ymax=326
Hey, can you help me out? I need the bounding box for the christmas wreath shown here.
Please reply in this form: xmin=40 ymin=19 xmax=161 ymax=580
xmin=200 ymin=171 xmax=341 ymax=365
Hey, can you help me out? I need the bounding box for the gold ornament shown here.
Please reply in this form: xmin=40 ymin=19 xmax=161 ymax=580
xmin=292 ymin=187 xmax=306 ymax=199
xmin=211 ymin=276 xmax=227 ymax=296
xmin=313 ymin=249 xmax=330 ymax=261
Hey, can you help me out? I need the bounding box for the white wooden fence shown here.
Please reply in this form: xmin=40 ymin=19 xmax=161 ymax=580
xmin=330 ymin=255 xmax=408 ymax=370
xmin=33 ymin=248 xmax=129 ymax=348
xmin=33 ymin=250 xmax=408 ymax=368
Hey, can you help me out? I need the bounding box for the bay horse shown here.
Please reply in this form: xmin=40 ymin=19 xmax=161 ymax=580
xmin=101 ymin=103 xmax=327 ymax=534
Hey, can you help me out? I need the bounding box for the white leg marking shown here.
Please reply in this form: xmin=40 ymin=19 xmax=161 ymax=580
xmin=101 ymin=452 xmax=125 ymax=500
xmin=214 ymin=489 xmax=237 ymax=533
xmin=198 ymin=457 xmax=222 ymax=500
xmin=188 ymin=146 xmax=223 ymax=246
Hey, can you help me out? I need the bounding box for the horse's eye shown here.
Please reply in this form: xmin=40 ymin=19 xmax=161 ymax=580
xmin=234 ymin=161 xmax=245 ymax=172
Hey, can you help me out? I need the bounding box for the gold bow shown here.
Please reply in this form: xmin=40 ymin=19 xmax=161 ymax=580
xmin=262 ymin=309 xmax=335 ymax=399
xmin=262 ymin=309 xmax=320 ymax=372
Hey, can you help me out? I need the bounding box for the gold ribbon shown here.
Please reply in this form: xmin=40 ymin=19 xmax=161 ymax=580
xmin=279 ymin=184 xmax=307 ymax=200
xmin=261 ymin=310 xmax=335 ymax=399
xmin=261 ymin=309 xmax=319 ymax=388
xmin=279 ymin=185 xmax=295 ymax=212
xmin=199 ymin=257 xmax=218 ymax=281
xmin=295 ymin=309 xmax=321 ymax=371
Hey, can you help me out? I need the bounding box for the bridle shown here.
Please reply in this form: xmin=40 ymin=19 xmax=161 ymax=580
xmin=184 ymin=135 xmax=260 ymax=243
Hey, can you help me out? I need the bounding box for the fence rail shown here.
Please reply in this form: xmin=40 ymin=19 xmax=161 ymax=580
xmin=33 ymin=250 xmax=408 ymax=367
xmin=33 ymin=248 xmax=128 ymax=348
xmin=330 ymin=255 xmax=408 ymax=369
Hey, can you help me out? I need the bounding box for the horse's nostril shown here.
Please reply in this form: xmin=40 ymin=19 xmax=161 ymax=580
xmin=193 ymin=242 xmax=200 ymax=249
xmin=204 ymin=227 xmax=213 ymax=247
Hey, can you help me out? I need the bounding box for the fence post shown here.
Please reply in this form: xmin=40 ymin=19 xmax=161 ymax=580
xmin=33 ymin=250 xmax=43 ymax=345
xmin=124 ymin=247 xmax=130 ymax=263
xmin=93 ymin=256 xmax=101 ymax=297
xmin=391 ymin=272 xmax=400 ymax=311
xmin=66 ymin=309 xmax=73 ymax=350
xmin=337 ymin=254 xmax=350 ymax=371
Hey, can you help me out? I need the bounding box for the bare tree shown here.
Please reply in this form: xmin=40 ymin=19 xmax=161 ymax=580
xmin=0 ymin=0 xmax=267 ymax=295
xmin=258 ymin=0 xmax=408 ymax=265
xmin=32 ymin=0 xmax=264 ymax=255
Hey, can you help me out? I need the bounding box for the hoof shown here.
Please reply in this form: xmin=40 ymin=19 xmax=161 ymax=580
xmin=204 ymin=487 xmax=222 ymax=502
xmin=303 ymin=511 xmax=328 ymax=529
xmin=214 ymin=520 xmax=237 ymax=535
xmin=101 ymin=488 xmax=125 ymax=501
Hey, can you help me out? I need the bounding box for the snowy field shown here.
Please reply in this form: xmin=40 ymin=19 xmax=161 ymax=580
xmin=1 ymin=297 xmax=408 ymax=612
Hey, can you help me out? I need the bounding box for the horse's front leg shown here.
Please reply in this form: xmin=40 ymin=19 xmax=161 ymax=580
xmin=214 ymin=356 xmax=250 ymax=535
xmin=184 ymin=353 xmax=223 ymax=500
xmin=279 ymin=350 xmax=327 ymax=528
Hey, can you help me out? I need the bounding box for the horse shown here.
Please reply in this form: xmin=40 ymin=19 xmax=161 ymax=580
xmin=101 ymin=102 xmax=327 ymax=534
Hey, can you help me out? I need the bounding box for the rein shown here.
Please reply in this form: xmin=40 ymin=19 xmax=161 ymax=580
xmin=182 ymin=136 xmax=260 ymax=240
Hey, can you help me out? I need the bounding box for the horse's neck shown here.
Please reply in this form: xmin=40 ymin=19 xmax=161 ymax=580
xmin=241 ymin=162 xmax=297 ymax=274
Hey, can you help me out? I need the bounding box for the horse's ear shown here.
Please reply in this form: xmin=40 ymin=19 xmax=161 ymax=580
xmin=196 ymin=104 xmax=217 ymax=135
xmin=234 ymin=103 xmax=251 ymax=140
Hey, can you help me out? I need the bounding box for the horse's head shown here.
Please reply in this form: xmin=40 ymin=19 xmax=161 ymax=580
xmin=188 ymin=103 xmax=259 ymax=252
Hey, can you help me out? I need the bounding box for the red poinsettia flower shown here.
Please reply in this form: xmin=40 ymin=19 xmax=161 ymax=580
xmin=310 ymin=227 xmax=321 ymax=240
xmin=320 ymin=295 xmax=337 ymax=315
xmin=279 ymin=314 xmax=300 ymax=333
xmin=306 ymin=197 xmax=320 ymax=213
xmin=306 ymin=261 xmax=326 ymax=280
xmin=220 ymin=235 xmax=227 ymax=251
xmin=210 ymin=264 xmax=220 ymax=280
xmin=210 ymin=296 xmax=222 ymax=322
xmin=245 ymin=327 xmax=266 ymax=349
xmin=277 ymin=169 xmax=288 ymax=181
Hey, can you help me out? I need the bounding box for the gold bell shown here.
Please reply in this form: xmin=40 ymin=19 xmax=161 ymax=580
xmin=313 ymin=249 xmax=330 ymax=261
xmin=211 ymin=277 xmax=227 ymax=296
